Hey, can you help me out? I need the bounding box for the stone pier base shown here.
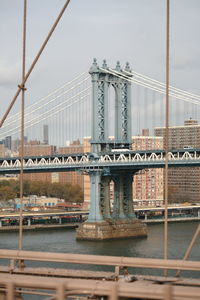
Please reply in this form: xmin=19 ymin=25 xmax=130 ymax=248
xmin=76 ymin=219 xmax=147 ymax=240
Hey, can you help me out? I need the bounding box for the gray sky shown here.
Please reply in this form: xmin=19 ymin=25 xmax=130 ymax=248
xmin=1 ymin=0 xmax=200 ymax=120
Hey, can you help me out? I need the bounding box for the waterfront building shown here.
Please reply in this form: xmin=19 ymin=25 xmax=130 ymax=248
xmin=14 ymin=196 xmax=62 ymax=209
xmin=155 ymin=118 xmax=200 ymax=203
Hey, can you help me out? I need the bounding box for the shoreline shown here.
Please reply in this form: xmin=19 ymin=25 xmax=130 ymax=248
xmin=0 ymin=217 xmax=199 ymax=232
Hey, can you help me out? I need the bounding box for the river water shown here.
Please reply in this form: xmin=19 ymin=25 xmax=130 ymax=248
xmin=0 ymin=221 xmax=200 ymax=278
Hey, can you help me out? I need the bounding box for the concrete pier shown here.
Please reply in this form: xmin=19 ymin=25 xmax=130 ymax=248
xmin=76 ymin=218 xmax=147 ymax=240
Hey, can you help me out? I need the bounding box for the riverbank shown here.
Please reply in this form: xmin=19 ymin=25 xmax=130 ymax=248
xmin=0 ymin=222 xmax=79 ymax=232
xmin=0 ymin=217 xmax=199 ymax=232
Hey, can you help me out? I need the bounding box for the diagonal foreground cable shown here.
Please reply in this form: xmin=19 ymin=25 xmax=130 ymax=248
xmin=0 ymin=0 xmax=71 ymax=128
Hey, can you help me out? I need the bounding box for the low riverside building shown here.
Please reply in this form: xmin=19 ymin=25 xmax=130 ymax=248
xmin=14 ymin=196 xmax=64 ymax=210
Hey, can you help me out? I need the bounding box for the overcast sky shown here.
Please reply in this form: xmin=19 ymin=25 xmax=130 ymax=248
xmin=0 ymin=0 xmax=200 ymax=120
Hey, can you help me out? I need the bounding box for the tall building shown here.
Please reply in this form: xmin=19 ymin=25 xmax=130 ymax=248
xmin=5 ymin=136 xmax=12 ymax=150
xmin=12 ymin=138 xmax=21 ymax=152
xmin=155 ymin=118 xmax=200 ymax=203
xmin=132 ymin=133 xmax=164 ymax=206
xmin=43 ymin=125 xmax=49 ymax=145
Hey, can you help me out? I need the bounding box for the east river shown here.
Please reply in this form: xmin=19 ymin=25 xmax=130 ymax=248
xmin=0 ymin=221 xmax=200 ymax=278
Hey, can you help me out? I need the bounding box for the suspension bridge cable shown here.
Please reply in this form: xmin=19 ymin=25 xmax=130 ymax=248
xmin=1 ymin=80 xmax=90 ymax=133
xmin=0 ymin=88 xmax=90 ymax=139
xmin=23 ymin=93 xmax=90 ymax=134
xmin=1 ymin=93 xmax=90 ymax=138
xmin=2 ymin=76 xmax=90 ymax=129
xmin=4 ymin=71 xmax=88 ymax=123
xmin=19 ymin=0 xmax=27 ymax=253
xmin=124 ymin=69 xmax=200 ymax=101
xmin=111 ymin=67 xmax=200 ymax=104
xmin=164 ymin=0 xmax=170 ymax=272
xmin=100 ymin=67 xmax=200 ymax=106
xmin=0 ymin=88 xmax=90 ymax=138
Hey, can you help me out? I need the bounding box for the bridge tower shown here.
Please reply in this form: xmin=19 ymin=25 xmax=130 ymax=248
xmin=77 ymin=59 xmax=147 ymax=240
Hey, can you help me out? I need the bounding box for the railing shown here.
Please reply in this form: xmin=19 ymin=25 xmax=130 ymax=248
xmin=0 ymin=249 xmax=200 ymax=299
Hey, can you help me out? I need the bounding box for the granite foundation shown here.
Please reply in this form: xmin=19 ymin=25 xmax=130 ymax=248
xmin=76 ymin=219 xmax=147 ymax=240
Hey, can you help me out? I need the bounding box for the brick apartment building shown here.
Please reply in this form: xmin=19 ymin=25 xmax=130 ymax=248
xmin=155 ymin=118 xmax=200 ymax=203
xmin=132 ymin=130 xmax=164 ymax=206
xmin=58 ymin=140 xmax=84 ymax=187
xmin=19 ymin=141 xmax=56 ymax=182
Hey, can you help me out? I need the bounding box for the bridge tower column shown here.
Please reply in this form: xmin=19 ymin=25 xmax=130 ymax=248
xmin=123 ymin=174 xmax=136 ymax=218
xmin=112 ymin=174 xmax=136 ymax=219
xmin=112 ymin=175 xmax=126 ymax=219
xmin=76 ymin=59 xmax=147 ymax=240
xmin=87 ymin=170 xmax=103 ymax=222
xmin=101 ymin=176 xmax=111 ymax=219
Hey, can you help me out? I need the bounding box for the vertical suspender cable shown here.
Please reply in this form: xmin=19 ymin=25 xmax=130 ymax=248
xmin=136 ymin=85 xmax=140 ymax=134
xmin=152 ymin=90 xmax=155 ymax=134
xmin=19 ymin=0 xmax=27 ymax=252
xmin=164 ymin=0 xmax=170 ymax=275
xmin=144 ymin=87 xmax=148 ymax=131
xmin=159 ymin=94 xmax=162 ymax=127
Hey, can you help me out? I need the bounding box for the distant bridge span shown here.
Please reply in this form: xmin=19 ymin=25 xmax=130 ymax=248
xmin=1 ymin=149 xmax=200 ymax=175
